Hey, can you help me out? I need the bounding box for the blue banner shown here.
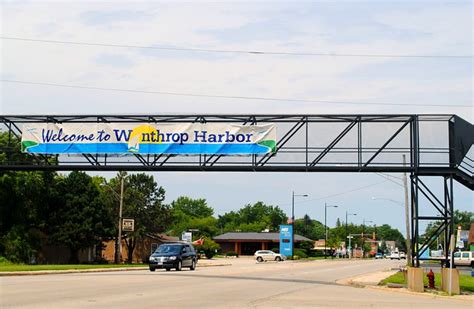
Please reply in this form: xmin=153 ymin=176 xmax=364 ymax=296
xmin=279 ymin=224 xmax=293 ymax=257
xmin=21 ymin=123 xmax=277 ymax=155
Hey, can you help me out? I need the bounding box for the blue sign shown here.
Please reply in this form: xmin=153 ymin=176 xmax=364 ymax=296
xmin=279 ymin=224 xmax=293 ymax=257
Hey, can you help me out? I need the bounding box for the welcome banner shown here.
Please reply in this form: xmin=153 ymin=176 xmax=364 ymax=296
xmin=21 ymin=123 xmax=276 ymax=155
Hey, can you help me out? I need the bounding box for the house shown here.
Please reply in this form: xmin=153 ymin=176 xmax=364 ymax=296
xmin=102 ymin=233 xmax=179 ymax=263
xmin=214 ymin=232 xmax=312 ymax=255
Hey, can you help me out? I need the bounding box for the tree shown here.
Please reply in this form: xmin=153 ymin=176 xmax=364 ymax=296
xmin=294 ymin=215 xmax=325 ymax=240
xmin=194 ymin=237 xmax=220 ymax=259
xmin=111 ymin=173 xmax=172 ymax=263
xmin=422 ymin=210 xmax=473 ymax=249
xmin=48 ymin=171 xmax=113 ymax=263
xmin=217 ymin=202 xmax=287 ymax=232
xmin=171 ymin=196 xmax=213 ymax=218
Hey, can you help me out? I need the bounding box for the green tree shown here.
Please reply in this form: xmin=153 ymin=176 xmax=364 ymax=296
xmin=294 ymin=215 xmax=325 ymax=240
xmin=422 ymin=210 xmax=473 ymax=249
xmin=109 ymin=173 xmax=172 ymax=263
xmin=48 ymin=171 xmax=113 ymax=263
xmin=194 ymin=237 xmax=220 ymax=259
xmin=217 ymin=202 xmax=287 ymax=232
xmin=171 ymin=196 xmax=213 ymax=218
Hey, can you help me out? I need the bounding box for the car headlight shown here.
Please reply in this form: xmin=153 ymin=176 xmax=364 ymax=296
xmin=169 ymin=256 xmax=177 ymax=261
xmin=149 ymin=257 xmax=156 ymax=261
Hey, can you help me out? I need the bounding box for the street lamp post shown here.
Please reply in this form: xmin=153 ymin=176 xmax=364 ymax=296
xmin=291 ymin=191 xmax=308 ymax=259
xmin=324 ymin=203 xmax=338 ymax=259
xmin=345 ymin=211 xmax=357 ymax=256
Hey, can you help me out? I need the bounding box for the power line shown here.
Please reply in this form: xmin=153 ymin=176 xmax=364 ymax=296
xmin=2 ymin=79 xmax=472 ymax=108
xmin=375 ymin=173 xmax=404 ymax=188
xmin=275 ymin=180 xmax=389 ymax=207
xmin=2 ymin=36 xmax=473 ymax=59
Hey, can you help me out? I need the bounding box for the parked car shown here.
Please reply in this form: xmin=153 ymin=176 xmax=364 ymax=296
xmin=389 ymin=252 xmax=401 ymax=260
xmin=149 ymin=243 xmax=197 ymax=272
xmin=399 ymin=252 xmax=406 ymax=259
xmin=254 ymin=250 xmax=286 ymax=262
xmin=452 ymin=251 xmax=474 ymax=266
xmin=375 ymin=253 xmax=383 ymax=259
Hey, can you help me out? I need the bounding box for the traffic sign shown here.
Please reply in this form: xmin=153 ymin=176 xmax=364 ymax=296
xmin=122 ymin=219 xmax=135 ymax=232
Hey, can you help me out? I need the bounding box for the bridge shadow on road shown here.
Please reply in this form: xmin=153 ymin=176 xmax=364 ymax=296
xmin=154 ymin=272 xmax=342 ymax=287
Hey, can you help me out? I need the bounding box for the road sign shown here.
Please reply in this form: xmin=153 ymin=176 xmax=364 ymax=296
xmin=122 ymin=219 xmax=134 ymax=232
xmin=182 ymin=232 xmax=192 ymax=243
xmin=279 ymin=225 xmax=293 ymax=257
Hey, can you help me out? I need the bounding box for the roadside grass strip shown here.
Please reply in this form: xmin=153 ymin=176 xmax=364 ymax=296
xmin=379 ymin=271 xmax=474 ymax=293
xmin=0 ymin=263 xmax=147 ymax=272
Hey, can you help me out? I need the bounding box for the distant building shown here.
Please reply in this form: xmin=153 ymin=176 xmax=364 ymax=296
xmin=214 ymin=232 xmax=312 ymax=255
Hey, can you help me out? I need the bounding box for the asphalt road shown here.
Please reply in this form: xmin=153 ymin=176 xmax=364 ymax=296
xmin=1 ymin=258 xmax=471 ymax=308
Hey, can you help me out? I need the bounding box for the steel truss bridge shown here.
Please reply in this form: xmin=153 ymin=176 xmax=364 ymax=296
xmin=1 ymin=114 xmax=473 ymax=267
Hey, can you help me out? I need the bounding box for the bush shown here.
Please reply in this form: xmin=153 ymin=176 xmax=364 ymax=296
xmin=293 ymin=249 xmax=307 ymax=258
xmin=194 ymin=238 xmax=220 ymax=259
xmin=225 ymin=251 xmax=238 ymax=257
xmin=0 ymin=227 xmax=38 ymax=264
xmin=0 ymin=256 xmax=13 ymax=265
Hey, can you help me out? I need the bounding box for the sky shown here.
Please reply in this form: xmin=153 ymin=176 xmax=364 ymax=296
xmin=1 ymin=0 xmax=472 ymax=234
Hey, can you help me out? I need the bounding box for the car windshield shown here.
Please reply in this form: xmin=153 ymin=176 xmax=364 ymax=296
xmin=155 ymin=245 xmax=181 ymax=254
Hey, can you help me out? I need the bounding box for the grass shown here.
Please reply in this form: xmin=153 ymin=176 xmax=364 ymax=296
xmin=380 ymin=271 xmax=474 ymax=293
xmin=0 ymin=262 xmax=147 ymax=272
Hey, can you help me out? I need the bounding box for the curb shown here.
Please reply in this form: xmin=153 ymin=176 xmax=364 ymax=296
xmin=0 ymin=262 xmax=231 ymax=276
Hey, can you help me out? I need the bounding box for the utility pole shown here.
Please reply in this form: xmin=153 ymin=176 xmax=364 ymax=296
xmin=116 ymin=175 xmax=124 ymax=264
xmin=291 ymin=191 xmax=308 ymax=259
xmin=324 ymin=203 xmax=338 ymax=259
xmin=345 ymin=211 xmax=357 ymax=256
xmin=403 ymin=154 xmax=411 ymax=266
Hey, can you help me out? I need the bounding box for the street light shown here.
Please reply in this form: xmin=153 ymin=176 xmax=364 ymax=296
xmin=102 ymin=175 xmax=128 ymax=264
xmin=291 ymin=191 xmax=308 ymax=258
xmin=324 ymin=203 xmax=338 ymax=258
xmin=345 ymin=211 xmax=357 ymax=256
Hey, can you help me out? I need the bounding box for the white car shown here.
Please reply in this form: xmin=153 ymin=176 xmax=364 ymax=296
xmin=254 ymin=250 xmax=286 ymax=262
xmin=399 ymin=252 xmax=406 ymax=259
xmin=453 ymin=251 xmax=474 ymax=266
xmin=389 ymin=252 xmax=400 ymax=260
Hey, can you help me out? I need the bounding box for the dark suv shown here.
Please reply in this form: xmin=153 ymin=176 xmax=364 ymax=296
xmin=149 ymin=243 xmax=197 ymax=272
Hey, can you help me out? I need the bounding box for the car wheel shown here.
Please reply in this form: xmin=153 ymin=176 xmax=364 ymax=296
xmin=190 ymin=259 xmax=196 ymax=270
xmin=257 ymin=256 xmax=263 ymax=262
xmin=165 ymin=268 xmax=171 ymax=271
xmin=149 ymin=267 xmax=156 ymax=272
xmin=176 ymin=261 xmax=182 ymax=271
xmin=275 ymin=256 xmax=281 ymax=262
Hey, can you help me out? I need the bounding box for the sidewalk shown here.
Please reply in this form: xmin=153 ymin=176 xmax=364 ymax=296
xmin=337 ymin=268 xmax=399 ymax=287
xmin=338 ymin=268 xmax=473 ymax=302
xmin=0 ymin=258 xmax=231 ymax=276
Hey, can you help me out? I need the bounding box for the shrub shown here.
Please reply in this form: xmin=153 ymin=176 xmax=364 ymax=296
xmin=0 ymin=227 xmax=38 ymax=264
xmin=194 ymin=237 xmax=220 ymax=259
xmin=293 ymin=249 xmax=307 ymax=258
xmin=226 ymin=251 xmax=238 ymax=257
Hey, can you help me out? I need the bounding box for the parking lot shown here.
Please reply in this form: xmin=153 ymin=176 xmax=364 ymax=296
xmin=1 ymin=258 xmax=471 ymax=308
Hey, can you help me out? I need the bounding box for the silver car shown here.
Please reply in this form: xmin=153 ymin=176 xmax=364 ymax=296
xmin=254 ymin=250 xmax=286 ymax=262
